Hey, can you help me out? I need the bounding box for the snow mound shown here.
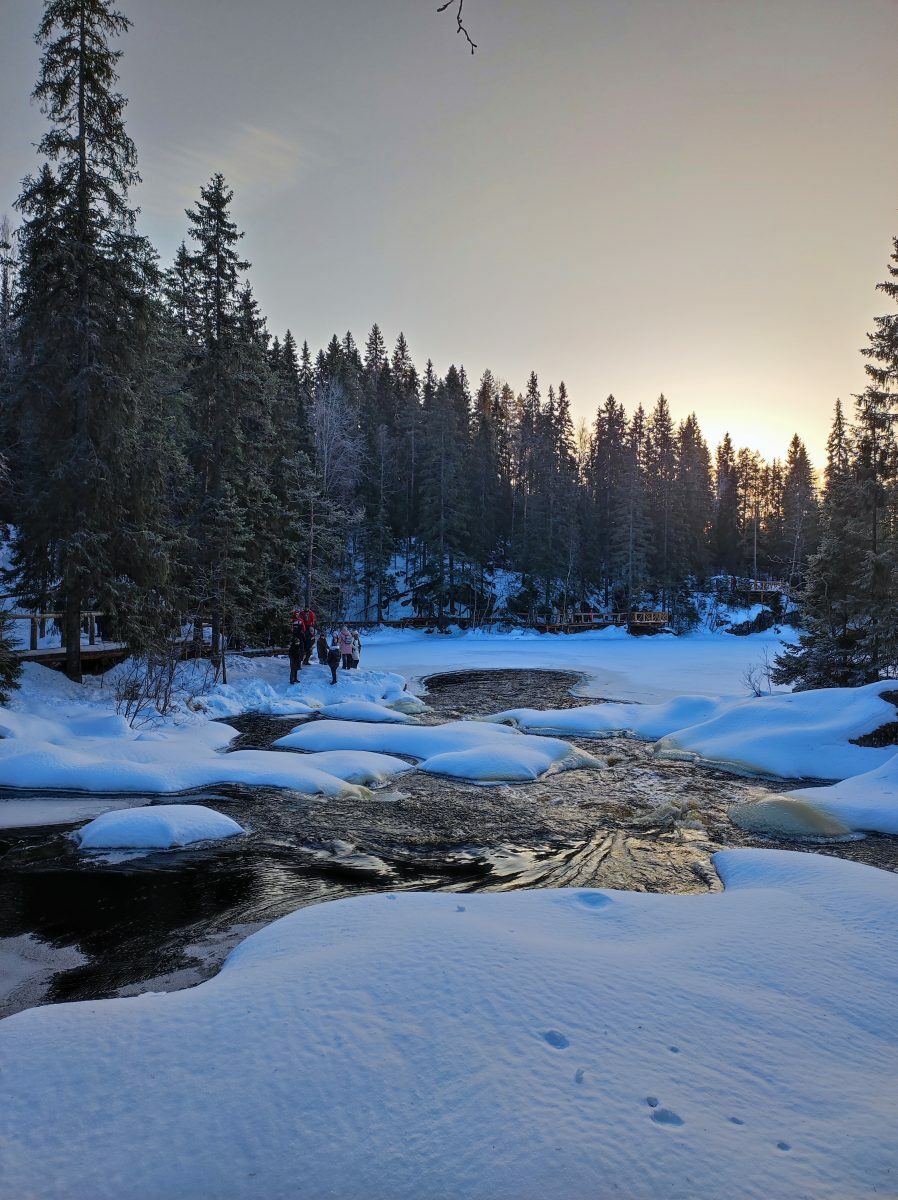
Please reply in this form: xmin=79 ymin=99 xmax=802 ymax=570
xmin=489 ymin=695 xmax=724 ymax=739
xmin=276 ymin=719 xmax=598 ymax=782
xmin=730 ymin=795 xmax=852 ymax=839
xmin=298 ymin=751 xmax=414 ymax=786
xmin=77 ymin=804 xmax=244 ymax=849
xmin=0 ymin=713 xmax=371 ymax=797
xmin=2 ymin=850 xmax=896 ymax=1198
xmin=653 ymin=681 xmax=897 ymax=779
xmin=314 ymin=700 xmax=416 ymax=724
xmin=759 ymin=752 xmax=898 ymax=836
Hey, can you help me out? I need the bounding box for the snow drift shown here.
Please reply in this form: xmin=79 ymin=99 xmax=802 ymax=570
xmin=1 ymin=850 xmax=896 ymax=1199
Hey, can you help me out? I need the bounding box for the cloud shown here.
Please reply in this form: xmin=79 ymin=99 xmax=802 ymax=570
xmin=142 ymin=122 xmax=305 ymax=214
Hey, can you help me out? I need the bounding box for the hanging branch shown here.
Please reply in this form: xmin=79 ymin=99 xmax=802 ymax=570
xmin=437 ymin=0 xmax=477 ymax=54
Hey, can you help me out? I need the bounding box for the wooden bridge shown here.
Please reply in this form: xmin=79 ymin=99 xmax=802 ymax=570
xmin=5 ymin=611 xmax=131 ymax=672
xmin=536 ymin=610 xmax=669 ymax=633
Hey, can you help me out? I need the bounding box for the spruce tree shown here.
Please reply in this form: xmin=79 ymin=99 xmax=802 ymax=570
xmin=10 ymin=0 xmax=174 ymax=681
xmin=177 ymin=175 xmax=279 ymax=653
xmin=781 ymin=435 xmax=818 ymax=583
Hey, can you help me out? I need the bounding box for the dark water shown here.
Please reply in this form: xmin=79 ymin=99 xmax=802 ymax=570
xmin=2 ymin=668 xmax=897 ymax=1016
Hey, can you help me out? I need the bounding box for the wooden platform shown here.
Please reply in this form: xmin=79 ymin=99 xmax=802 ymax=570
xmin=16 ymin=643 xmax=131 ymax=671
xmin=538 ymin=611 xmax=669 ymax=633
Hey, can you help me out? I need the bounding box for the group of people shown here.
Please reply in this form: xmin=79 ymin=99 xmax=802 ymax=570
xmin=288 ymin=609 xmax=363 ymax=685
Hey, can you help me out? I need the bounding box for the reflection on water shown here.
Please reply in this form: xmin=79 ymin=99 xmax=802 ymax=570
xmin=1 ymin=668 xmax=897 ymax=1014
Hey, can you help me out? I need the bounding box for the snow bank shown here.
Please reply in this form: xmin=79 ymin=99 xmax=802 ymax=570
xmin=197 ymin=660 xmax=415 ymax=720
xmin=276 ymin=719 xmax=598 ymax=782
xmin=735 ymin=752 xmax=898 ymax=837
xmin=0 ymin=710 xmax=398 ymax=797
xmin=494 ymin=684 xmax=898 ymax=783
xmin=2 ymin=849 xmax=896 ymax=1199
xmin=654 ymin=681 xmax=897 ymax=779
xmin=77 ymin=804 xmax=244 ymax=849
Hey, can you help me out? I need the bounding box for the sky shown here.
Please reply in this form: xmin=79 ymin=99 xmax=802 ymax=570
xmin=2 ymin=0 xmax=898 ymax=465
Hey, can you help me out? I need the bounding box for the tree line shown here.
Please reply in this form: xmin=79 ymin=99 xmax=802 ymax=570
xmin=0 ymin=1 xmax=895 ymax=691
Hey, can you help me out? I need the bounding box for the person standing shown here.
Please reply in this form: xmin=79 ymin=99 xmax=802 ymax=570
xmin=327 ymin=635 xmax=342 ymax=685
xmin=302 ymin=616 xmax=314 ymax=665
xmin=338 ymin=626 xmax=353 ymax=671
xmin=350 ymin=629 xmax=362 ymax=669
xmin=288 ymin=634 xmax=303 ymax=685
xmin=317 ymin=630 xmax=329 ymax=664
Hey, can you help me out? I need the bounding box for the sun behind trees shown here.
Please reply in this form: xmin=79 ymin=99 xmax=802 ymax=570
xmin=0 ymin=0 xmax=895 ymax=690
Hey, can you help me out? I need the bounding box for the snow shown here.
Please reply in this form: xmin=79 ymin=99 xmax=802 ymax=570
xmin=77 ymin=804 xmax=244 ymax=849
xmin=0 ymin=936 xmax=88 ymax=1021
xmin=653 ymin=681 xmax=897 ymax=779
xmin=1 ymin=849 xmax=895 ymax=1199
xmin=276 ymin=719 xmax=599 ymax=782
xmin=298 ymin=750 xmax=414 ymax=786
xmin=0 ymin=708 xmax=409 ymax=796
xmin=196 ymin=660 xmax=417 ymax=720
xmin=359 ymin=625 xmax=791 ymax=703
xmin=490 ymin=694 xmax=724 ymax=739
xmin=314 ymin=699 xmax=417 ymax=723
xmin=491 ymin=683 xmax=898 ymax=781
xmin=734 ymin=753 xmax=897 ymax=840
xmin=0 ymin=797 xmax=128 ymax=828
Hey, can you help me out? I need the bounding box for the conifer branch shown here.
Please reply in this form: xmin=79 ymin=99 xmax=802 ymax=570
xmin=437 ymin=0 xmax=477 ymax=54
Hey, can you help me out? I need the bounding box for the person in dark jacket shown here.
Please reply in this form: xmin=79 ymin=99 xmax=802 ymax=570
xmin=288 ymin=635 xmax=303 ymax=685
xmin=326 ymin=636 xmax=342 ymax=685
xmin=302 ymin=620 xmax=314 ymax=665
xmin=317 ymin=631 xmax=329 ymax=664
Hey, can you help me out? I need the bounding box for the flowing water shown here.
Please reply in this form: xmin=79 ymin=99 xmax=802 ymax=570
xmin=2 ymin=668 xmax=897 ymax=1017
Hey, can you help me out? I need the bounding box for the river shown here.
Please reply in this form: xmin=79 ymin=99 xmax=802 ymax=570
xmin=2 ymin=668 xmax=896 ymax=1016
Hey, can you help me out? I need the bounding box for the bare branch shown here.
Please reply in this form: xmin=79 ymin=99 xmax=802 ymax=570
xmin=438 ymin=0 xmax=477 ymax=54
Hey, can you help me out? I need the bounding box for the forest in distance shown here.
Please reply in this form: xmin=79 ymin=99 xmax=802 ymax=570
xmin=0 ymin=0 xmax=896 ymax=693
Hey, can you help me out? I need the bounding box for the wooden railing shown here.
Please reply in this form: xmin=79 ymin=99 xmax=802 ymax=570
xmin=4 ymin=611 xmax=105 ymax=652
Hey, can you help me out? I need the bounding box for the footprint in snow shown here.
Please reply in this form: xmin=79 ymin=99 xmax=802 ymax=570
xmin=651 ymin=1107 xmax=685 ymax=1127
xmin=456 ymin=905 xmax=466 ymax=912
xmin=730 ymin=1117 xmax=745 ymax=1126
xmin=574 ymin=1069 xmax=585 ymax=1084
xmin=777 ymin=1142 xmax=791 ymax=1152
xmin=542 ymin=1030 xmax=570 ymax=1050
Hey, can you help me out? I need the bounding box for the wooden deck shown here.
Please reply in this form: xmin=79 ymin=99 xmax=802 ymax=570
xmin=538 ymin=611 xmax=669 ymax=633
xmin=16 ymin=643 xmax=131 ymax=670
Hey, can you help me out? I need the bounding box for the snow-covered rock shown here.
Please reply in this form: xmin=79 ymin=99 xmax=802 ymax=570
xmin=77 ymin=804 xmax=244 ymax=849
xmin=314 ymin=699 xmax=417 ymax=724
xmin=653 ymin=681 xmax=897 ymax=778
xmin=489 ymin=694 xmax=723 ymax=739
xmin=734 ymin=752 xmax=898 ymax=837
xmin=1 ymin=849 xmax=896 ymax=1198
xmin=276 ymin=719 xmax=598 ymax=782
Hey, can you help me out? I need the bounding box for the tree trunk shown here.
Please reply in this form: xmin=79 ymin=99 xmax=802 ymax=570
xmin=65 ymin=595 xmax=82 ymax=683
